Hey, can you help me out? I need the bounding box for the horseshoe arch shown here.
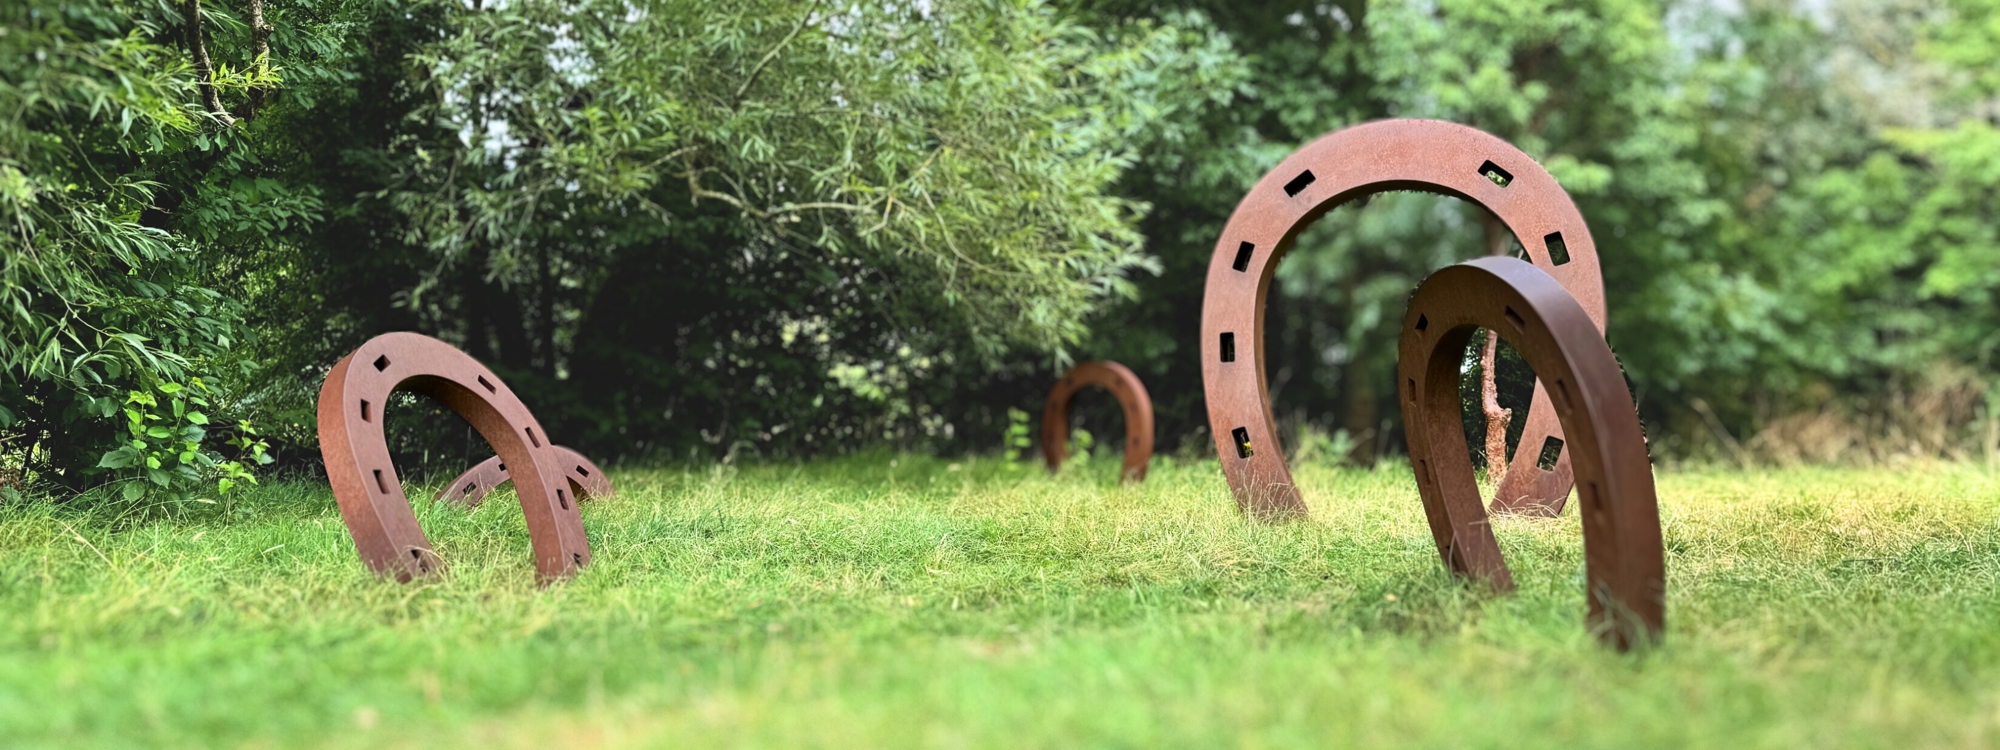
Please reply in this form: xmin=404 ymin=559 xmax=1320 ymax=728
xmin=437 ymin=446 xmax=616 ymax=509
xmin=1041 ymin=360 xmax=1155 ymax=482
xmin=317 ymin=332 xmax=591 ymax=582
xmin=1201 ymin=119 xmax=1607 ymax=518
xmin=1399 ymin=257 xmax=1662 ymax=649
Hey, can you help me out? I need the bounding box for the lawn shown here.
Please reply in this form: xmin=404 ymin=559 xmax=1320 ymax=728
xmin=1 ymin=455 xmax=1997 ymax=748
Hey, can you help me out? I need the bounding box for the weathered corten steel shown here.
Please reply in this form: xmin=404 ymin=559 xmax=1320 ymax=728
xmin=1041 ymin=360 xmax=1155 ymax=482
xmin=1399 ymin=257 xmax=1663 ymax=649
xmin=316 ymin=332 xmax=590 ymax=583
xmin=436 ymin=447 xmax=613 ymax=508
xmin=1201 ymin=119 xmax=1607 ymax=519
xmin=437 ymin=445 xmax=615 ymax=509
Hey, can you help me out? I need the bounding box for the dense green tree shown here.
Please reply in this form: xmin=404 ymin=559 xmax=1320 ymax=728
xmin=0 ymin=0 xmax=306 ymax=498
xmin=232 ymin=0 xmax=1243 ymax=467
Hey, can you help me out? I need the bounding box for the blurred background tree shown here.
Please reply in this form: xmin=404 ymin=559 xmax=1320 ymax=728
xmin=1071 ymin=0 xmax=2000 ymax=468
xmin=5 ymin=0 xmax=1998 ymax=499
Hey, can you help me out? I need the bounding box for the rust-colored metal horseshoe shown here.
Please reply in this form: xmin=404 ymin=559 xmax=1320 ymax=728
xmin=316 ymin=332 xmax=591 ymax=583
xmin=1200 ymin=119 xmax=1606 ymax=519
xmin=436 ymin=446 xmax=615 ymax=508
xmin=1041 ymin=360 xmax=1155 ymax=482
xmin=1399 ymin=257 xmax=1663 ymax=649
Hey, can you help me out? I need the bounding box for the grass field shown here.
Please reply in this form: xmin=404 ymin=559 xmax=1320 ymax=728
xmin=1 ymin=454 xmax=1997 ymax=748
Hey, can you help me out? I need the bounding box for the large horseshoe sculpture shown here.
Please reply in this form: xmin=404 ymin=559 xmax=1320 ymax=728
xmin=1041 ymin=360 xmax=1155 ymax=482
xmin=1201 ymin=119 xmax=1607 ymax=518
xmin=317 ymin=332 xmax=591 ymax=582
xmin=436 ymin=446 xmax=615 ymax=509
xmin=1399 ymin=257 xmax=1663 ymax=649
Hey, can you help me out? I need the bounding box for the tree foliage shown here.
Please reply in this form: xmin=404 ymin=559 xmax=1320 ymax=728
xmin=5 ymin=0 xmax=2000 ymax=495
xmin=1 ymin=1 xmax=277 ymax=499
xmin=236 ymin=0 xmax=1241 ymax=466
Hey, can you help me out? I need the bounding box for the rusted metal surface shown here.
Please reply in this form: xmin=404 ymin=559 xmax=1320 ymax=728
xmin=437 ymin=445 xmax=615 ymax=509
xmin=1041 ymin=360 xmax=1155 ymax=482
xmin=1398 ymin=257 xmax=1663 ymax=649
xmin=316 ymin=332 xmax=590 ymax=583
xmin=1201 ymin=119 xmax=1608 ymax=519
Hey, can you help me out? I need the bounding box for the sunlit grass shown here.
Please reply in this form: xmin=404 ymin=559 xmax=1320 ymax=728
xmin=1 ymin=455 xmax=1997 ymax=748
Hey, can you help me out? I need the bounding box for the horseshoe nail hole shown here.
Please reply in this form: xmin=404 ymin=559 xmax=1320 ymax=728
xmin=477 ymin=375 xmax=496 ymax=393
xmin=1406 ymin=378 xmax=1416 ymax=402
xmin=462 ymin=482 xmax=477 ymax=496
xmin=558 ymin=488 xmax=569 ymax=510
xmin=526 ymin=427 xmax=542 ymax=448
xmin=372 ymin=355 xmax=391 ymax=372
xmin=1283 ymin=169 xmax=1316 ymax=197
xmin=373 ymin=469 xmax=389 ymax=494
xmin=1231 ymin=427 xmax=1254 ymax=459
xmin=575 ymin=464 xmax=591 ymax=477
xmin=359 ymin=399 xmax=372 ymax=422
xmin=1544 ymin=231 xmax=1571 ymax=266
xmin=1418 ymin=458 xmax=1433 ymax=485
xmin=1553 ymin=378 xmax=1573 ymax=412
xmin=497 ymin=462 xmax=505 ymax=471
xmin=1220 ymin=332 xmax=1236 ymax=363
xmin=1232 ymin=242 xmax=1255 ymax=272
xmin=1586 ymin=481 xmax=1603 ymax=512
xmin=1536 ymin=436 xmax=1565 ymax=472
xmin=1503 ymin=306 xmax=1525 ymax=331
xmin=1479 ymin=160 xmax=1513 ymax=187
xmin=572 ymin=553 xmax=584 ymax=568
xmin=1415 ymin=314 xmax=1428 ymax=332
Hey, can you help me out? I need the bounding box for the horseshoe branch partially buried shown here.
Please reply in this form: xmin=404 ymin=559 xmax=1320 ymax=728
xmin=316 ymin=332 xmax=590 ymax=583
xmin=437 ymin=446 xmax=615 ymax=509
xmin=1041 ymin=360 xmax=1155 ymax=482
xmin=1398 ymin=257 xmax=1663 ymax=650
xmin=1200 ymin=119 xmax=1607 ymax=519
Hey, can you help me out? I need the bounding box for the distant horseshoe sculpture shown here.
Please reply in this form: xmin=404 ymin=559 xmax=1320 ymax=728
xmin=1399 ymin=257 xmax=1663 ymax=649
xmin=1041 ymin=360 xmax=1155 ymax=482
xmin=317 ymin=332 xmax=590 ymax=583
xmin=1200 ymin=119 xmax=1607 ymax=519
xmin=437 ymin=446 xmax=615 ymax=509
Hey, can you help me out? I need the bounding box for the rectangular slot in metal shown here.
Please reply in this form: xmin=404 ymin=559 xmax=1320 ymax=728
xmin=1537 ymin=436 xmax=1565 ymax=471
xmin=1544 ymin=231 xmax=1571 ymax=266
xmin=1283 ymin=169 xmax=1317 ymax=197
xmin=1232 ymin=242 xmax=1255 ymax=273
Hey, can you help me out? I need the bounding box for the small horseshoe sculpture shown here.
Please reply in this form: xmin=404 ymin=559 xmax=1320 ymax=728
xmin=1200 ymin=119 xmax=1607 ymax=519
xmin=436 ymin=446 xmax=615 ymax=509
xmin=1398 ymin=257 xmax=1663 ymax=649
xmin=316 ymin=332 xmax=590 ymax=583
xmin=1041 ymin=360 xmax=1155 ymax=482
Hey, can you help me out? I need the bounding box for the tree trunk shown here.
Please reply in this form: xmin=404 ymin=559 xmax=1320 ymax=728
xmin=182 ymin=0 xmax=235 ymax=125
xmin=1481 ymin=216 xmax=1514 ymax=484
xmin=535 ymin=242 xmax=558 ymax=378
